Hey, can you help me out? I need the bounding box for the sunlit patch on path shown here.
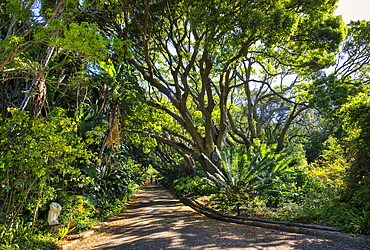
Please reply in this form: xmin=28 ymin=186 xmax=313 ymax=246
xmin=65 ymin=182 xmax=366 ymax=250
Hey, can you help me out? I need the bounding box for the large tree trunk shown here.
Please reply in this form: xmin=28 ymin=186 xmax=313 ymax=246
xmin=276 ymin=105 xmax=309 ymax=152
xmin=243 ymin=60 xmax=257 ymax=142
xmin=96 ymin=98 xmax=118 ymax=171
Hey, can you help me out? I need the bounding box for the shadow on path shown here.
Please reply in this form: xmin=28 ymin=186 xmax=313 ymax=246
xmin=74 ymin=182 xmax=366 ymax=250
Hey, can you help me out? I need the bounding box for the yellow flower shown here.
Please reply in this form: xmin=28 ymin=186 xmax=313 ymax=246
xmin=78 ymin=204 xmax=83 ymax=211
xmin=60 ymin=121 xmax=64 ymax=125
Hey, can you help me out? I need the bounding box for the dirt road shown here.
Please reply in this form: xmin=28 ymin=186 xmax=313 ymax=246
xmin=65 ymin=183 xmax=367 ymax=249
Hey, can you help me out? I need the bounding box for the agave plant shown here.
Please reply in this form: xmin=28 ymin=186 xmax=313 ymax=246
xmin=204 ymin=143 xmax=294 ymax=202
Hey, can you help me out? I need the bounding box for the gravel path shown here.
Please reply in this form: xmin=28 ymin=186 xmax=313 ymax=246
xmin=66 ymin=183 xmax=368 ymax=250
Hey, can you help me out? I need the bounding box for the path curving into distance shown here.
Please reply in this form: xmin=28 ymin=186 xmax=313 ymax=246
xmin=65 ymin=182 xmax=367 ymax=250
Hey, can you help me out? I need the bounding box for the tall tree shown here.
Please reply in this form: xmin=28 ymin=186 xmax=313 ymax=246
xmin=302 ymin=20 xmax=370 ymax=161
xmin=105 ymin=0 xmax=345 ymax=174
xmin=0 ymin=0 xmax=110 ymax=118
xmin=307 ymin=20 xmax=370 ymax=201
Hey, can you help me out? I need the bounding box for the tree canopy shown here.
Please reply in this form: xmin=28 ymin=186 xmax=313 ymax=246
xmin=101 ymin=0 xmax=345 ymax=173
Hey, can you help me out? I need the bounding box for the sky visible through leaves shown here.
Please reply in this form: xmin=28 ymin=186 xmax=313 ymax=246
xmin=335 ymin=0 xmax=370 ymax=24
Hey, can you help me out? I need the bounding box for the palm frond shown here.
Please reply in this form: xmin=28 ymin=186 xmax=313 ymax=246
xmin=205 ymin=143 xmax=297 ymax=202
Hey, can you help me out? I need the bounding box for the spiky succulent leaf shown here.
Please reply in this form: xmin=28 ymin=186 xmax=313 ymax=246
xmin=205 ymin=143 xmax=296 ymax=202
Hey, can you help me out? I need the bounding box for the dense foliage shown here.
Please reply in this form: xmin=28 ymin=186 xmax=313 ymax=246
xmin=205 ymin=143 xmax=294 ymax=202
xmin=1 ymin=0 xmax=370 ymax=248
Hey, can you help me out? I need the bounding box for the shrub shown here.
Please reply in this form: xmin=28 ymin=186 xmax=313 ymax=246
xmin=350 ymin=183 xmax=370 ymax=213
xmin=173 ymin=176 xmax=214 ymax=196
xmin=83 ymin=168 xmax=133 ymax=207
xmin=58 ymin=195 xmax=97 ymax=232
xmin=0 ymin=217 xmax=58 ymax=250
xmin=347 ymin=209 xmax=370 ymax=234
xmin=205 ymin=144 xmax=294 ymax=203
xmin=286 ymin=188 xmax=352 ymax=230
xmin=103 ymin=199 xmax=128 ymax=217
xmin=272 ymin=168 xmax=324 ymax=206
xmin=0 ymin=108 xmax=94 ymax=230
xmin=309 ymin=136 xmax=349 ymax=191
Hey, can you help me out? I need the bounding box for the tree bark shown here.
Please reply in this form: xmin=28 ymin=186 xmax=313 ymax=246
xmin=276 ymin=105 xmax=309 ymax=152
xmin=96 ymin=98 xmax=118 ymax=171
xmin=243 ymin=60 xmax=257 ymax=141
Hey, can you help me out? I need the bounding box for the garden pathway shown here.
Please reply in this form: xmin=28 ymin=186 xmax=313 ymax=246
xmin=65 ymin=181 xmax=367 ymax=250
